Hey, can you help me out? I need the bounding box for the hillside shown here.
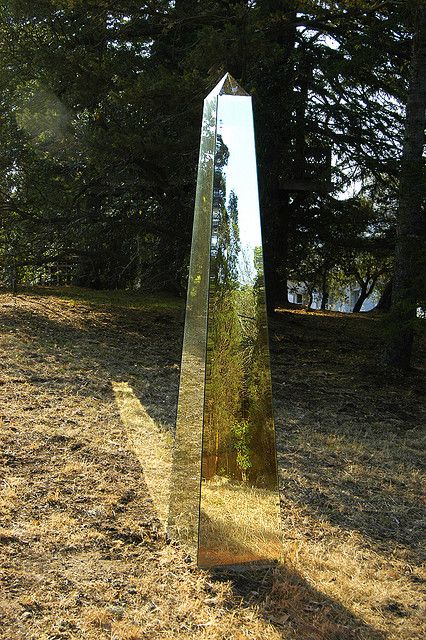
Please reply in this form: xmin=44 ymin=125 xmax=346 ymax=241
xmin=0 ymin=288 xmax=424 ymax=640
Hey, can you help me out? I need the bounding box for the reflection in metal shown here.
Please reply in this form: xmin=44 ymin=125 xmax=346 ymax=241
xmin=168 ymin=74 xmax=282 ymax=567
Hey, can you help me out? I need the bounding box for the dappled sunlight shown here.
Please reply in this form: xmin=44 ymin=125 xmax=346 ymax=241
xmin=269 ymin=307 xmax=426 ymax=639
xmin=2 ymin=291 xmax=421 ymax=639
xmin=277 ymin=424 xmax=425 ymax=555
xmin=277 ymin=501 xmax=424 ymax=639
xmin=112 ymin=381 xmax=172 ymax=528
xmin=276 ymin=306 xmax=381 ymax=321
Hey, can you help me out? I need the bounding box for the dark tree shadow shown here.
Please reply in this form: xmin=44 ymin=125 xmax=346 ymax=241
xmin=211 ymin=563 xmax=385 ymax=640
xmin=269 ymin=310 xmax=425 ymax=563
xmin=1 ymin=294 xmax=423 ymax=638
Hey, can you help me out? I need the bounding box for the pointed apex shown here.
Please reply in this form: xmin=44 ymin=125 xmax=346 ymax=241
xmin=206 ymin=73 xmax=249 ymax=100
xmin=219 ymin=73 xmax=249 ymax=96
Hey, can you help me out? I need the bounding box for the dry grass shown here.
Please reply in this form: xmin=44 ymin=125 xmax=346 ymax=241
xmin=0 ymin=287 xmax=424 ymax=639
xmin=272 ymin=307 xmax=426 ymax=640
xmin=199 ymin=478 xmax=282 ymax=567
xmin=112 ymin=381 xmax=173 ymax=527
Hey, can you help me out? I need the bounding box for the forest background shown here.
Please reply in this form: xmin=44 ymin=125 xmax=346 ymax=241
xmin=0 ymin=0 xmax=425 ymax=369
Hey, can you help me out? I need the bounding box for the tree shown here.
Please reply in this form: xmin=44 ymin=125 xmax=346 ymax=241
xmin=0 ymin=0 xmax=417 ymax=305
xmin=385 ymin=3 xmax=426 ymax=369
xmin=0 ymin=0 xmax=198 ymax=291
xmin=344 ymin=251 xmax=392 ymax=313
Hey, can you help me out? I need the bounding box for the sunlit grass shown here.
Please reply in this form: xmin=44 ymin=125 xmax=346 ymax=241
xmin=1 ymin=290 xmax=424 ymax=640
xmin=112 ymin=381 xmax=173 ymax=527
xmin=9 ymin=285 xmax=184 ymax=312
xmin=199 ymin=477 xmax=283 ymax=567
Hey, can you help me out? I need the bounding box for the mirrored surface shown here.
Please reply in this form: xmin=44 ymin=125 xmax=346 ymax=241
xmin=198 ymin=91 xmax=282 ymax=567
xmin=169 ymin=74 xmax=282 ymax=567
xmin=167 ymin=90 xmax=217 ymax=557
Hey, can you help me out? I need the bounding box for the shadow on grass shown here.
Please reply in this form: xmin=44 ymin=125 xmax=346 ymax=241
xmin=1 ymin=296 xmax=182 ymax=430
xmin=1 ymin=293 xmax=423 ymax=638
xmin=212 ymin=563 xmax=385 ymax=640
xmin=269 ymin=310 xmax=425 ymax=562
xmin=2 ymin=299 xmax=424 ymax=556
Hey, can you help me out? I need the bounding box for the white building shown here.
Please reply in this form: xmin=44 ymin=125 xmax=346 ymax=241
xmin=287 ymin=281 xmax=379 ymax=313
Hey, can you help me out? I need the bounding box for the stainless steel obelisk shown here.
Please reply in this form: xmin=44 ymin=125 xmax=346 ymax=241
xmin=168 ymin=73 xmax=282 ymax=567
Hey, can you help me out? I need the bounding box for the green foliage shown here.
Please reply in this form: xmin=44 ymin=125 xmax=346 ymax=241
xmin=231 ymin=420 xmax=252 ymax=474
xmin=0 ymin=0 xmax=418 ymax=328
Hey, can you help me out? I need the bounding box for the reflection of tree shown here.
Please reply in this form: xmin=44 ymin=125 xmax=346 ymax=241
xmin=211 ymin=135 xmax=240 ymax=289
xmin=245 ymin=253 xmax=276 ymax=484
xmin=203 ymin=135 xmax=276 ymax=486
xmin=185 ymin=97 xmax=216 ymax=316
xmin=169 ymin=94 xmax=217 ymax=554
xmin=203 ymin=134 xmax=243 ymax=480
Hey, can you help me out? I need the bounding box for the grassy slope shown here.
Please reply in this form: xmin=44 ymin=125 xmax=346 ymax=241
xmin=0 ymin=287 xmax=424 ymax=640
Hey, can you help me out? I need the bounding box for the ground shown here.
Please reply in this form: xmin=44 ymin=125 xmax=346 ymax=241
xmin=0 ymin=287 xmax=424 ymax=640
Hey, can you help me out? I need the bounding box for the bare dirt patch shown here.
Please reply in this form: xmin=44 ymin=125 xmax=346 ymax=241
xmin=0 ymin=288 xmax=424 ymax=639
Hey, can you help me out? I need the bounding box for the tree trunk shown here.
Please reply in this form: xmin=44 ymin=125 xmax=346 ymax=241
xmin=374 ymin=280 xmax=392 ymax=311
xmin=320 ymin=267 xmax=329 ymax=310
xmin=11 ymin=260 xmax=18 ymax=295
xmin=308 ymin=288 xmax=314 ymax=310
xmin=262 ymin=182 xmax=290 ymax=312
xmin=385 ymin=7 xmax=426 ymax=369
xmin=353 ymin=285 xmax=368 ymax=313
xmin=257 ymin=1 xmax=298 ymax=313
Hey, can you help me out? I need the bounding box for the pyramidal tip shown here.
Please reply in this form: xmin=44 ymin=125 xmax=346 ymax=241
xmin=206 ymin=73 xmax=249 ymax=100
